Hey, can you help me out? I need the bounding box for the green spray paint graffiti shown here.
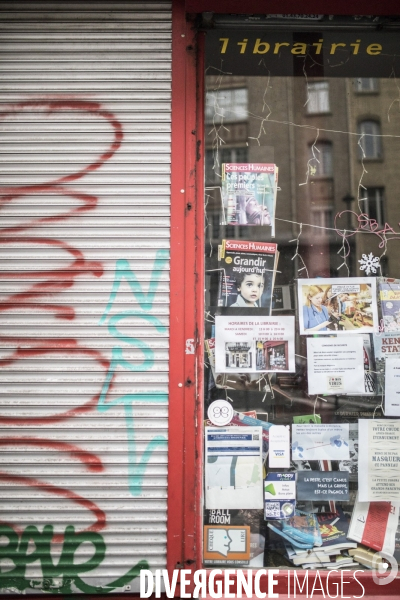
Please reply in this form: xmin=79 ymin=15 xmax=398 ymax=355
xmin=98 ymin=251 xmax=169 ymax=495
xmin=0 ymin=525 xmax=148 ymax=594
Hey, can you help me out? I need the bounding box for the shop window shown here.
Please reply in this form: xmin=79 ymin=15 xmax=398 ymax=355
xmin=360 ymin=187 xmax=385 ymax=226
xmin=354 ymin=77 xmax=378 ymax=92
xmin=311 ymin=206 xmax=334 ymax=234
xmin=205 ymin=88 xmax=248 ymax=124
xmin=206 ymin=147 xmax=248 ymax=184
xmin=309 ymin=141 xmax=333 ymax=177
xmin=306 ymin=81 xmax=330 ymax=114
xmin=203 ymin=23 xmax=400 ymax=584
xmin=358 ymin=120 xmax=382 ymax=159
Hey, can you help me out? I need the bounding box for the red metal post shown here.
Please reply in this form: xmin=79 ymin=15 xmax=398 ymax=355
xmin=167 ymin=0 xmax=204 ymax=591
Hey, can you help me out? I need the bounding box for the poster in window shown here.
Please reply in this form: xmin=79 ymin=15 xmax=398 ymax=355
xmin=298 ymin=277 xmax=378 ymax=335
xmin=214 ymin=315 xmax=295 ymax=373
xmin=358 ymin=419 xmax=400 ymax=502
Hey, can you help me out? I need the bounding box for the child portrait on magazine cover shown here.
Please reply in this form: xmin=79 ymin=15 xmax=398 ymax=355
xmin=230 ymin=271 xmax=265 ymax=307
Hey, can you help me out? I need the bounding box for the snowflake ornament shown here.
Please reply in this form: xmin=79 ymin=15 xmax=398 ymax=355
xmin=358 ymin=252 xmax=380 ymax=275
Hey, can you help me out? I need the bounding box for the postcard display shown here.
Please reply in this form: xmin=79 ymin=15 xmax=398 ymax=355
xmin=203 ymin=161 xmax=400 ymax=571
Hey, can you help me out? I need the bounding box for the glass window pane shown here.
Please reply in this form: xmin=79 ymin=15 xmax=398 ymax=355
xmin=205 ymin=88 xmax=248 ymax=123
xmin=358 ymin=120 xmax=382 ymax=158
xmin=355 ymin=77 xmax=378 ymax=92
xmin=310 ymin=142 xmax=333 ymax=177
xmin=307 ymin=81 xmax=330 ymax=114
xmin=203 ymin=26 xmax=400 ymax=574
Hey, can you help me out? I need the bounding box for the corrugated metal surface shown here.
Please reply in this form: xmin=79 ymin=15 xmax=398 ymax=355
xmin=0 ymin=1 xmax=171 ymax=594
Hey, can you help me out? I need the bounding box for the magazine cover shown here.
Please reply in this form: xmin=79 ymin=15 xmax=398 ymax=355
xmin=373 ymin=332 xmax=400 ymax=394
xmin=217 ymin=239 xmax=278 ymax=310
xmin=221 ymin=163 xmax=278 ymax=234
xmin=362 ymin=334 xmax=378 ymax=394
xmin=378 ymin=277 xmax=400 ymax=332
xmin=297 ymin=277 xmax=378 ymax=335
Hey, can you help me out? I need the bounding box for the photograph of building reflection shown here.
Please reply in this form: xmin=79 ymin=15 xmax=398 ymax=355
xmin=256 ymin=340 xmax=288 ymax=371
xmin=225 ymin=342 xmax=253 ymax=369
xmin=205 ymin=71 xmax=400 ymax=282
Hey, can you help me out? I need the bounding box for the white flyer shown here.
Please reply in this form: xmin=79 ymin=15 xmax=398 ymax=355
xmin=268 ymin=425 xmax=290 ymax=468
xmin=214 ymin=315 xmax=295 ymax=373
xmin=385 ymin=359 xmax=400 ymax=417
xmin=205 ymin=426 xmax=263 ymax=509
xmin=298 ymin=277 xmax=378 ymax=335
xmin=292 ymin=423 xmax=350 ymax=461
xmin=306 ymin=336 xmax=365 ymax=395
xmin=358 ymin=419 xmax=400 ymax=502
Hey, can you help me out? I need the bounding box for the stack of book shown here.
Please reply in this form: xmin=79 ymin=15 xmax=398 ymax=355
xmin=276 ymin=509 xmax=359 ymax=569
xmin=285 ymin=545 xmax=359 ymax=570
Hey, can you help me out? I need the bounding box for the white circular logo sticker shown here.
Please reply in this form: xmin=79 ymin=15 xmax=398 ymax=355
xmin=207 ymin=400 xmax=234 ymax=426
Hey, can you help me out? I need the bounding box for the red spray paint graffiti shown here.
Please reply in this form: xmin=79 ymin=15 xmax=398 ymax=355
xmin=0 ymin=100 xmax=123 ymax=537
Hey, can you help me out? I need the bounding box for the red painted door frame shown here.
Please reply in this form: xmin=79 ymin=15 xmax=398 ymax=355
xmin=167 ymin=0 xmax=400 ymax=596
xmin=167 ymin=0 xmax=204 ymax=585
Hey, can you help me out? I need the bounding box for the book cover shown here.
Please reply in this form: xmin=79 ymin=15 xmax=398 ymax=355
xmin=293 ymin=414 xmax=322 ymax=424
xmin=204 ymin=509 xmax=267 ymax=567
xmin=378 ymin=277 xmax=400 ymax=332
xmin=362 ymin=334 xmax=378 ymax=394
xmin=316 ymin=508 xmax=357 ymax=552
xmin=267 ymin=511 xmax=322 ymax=550
xmin=217 ymin=239 xmax=278 ymax=311
xmin=203 ymin=525 xmax=251 ymax=565
xmin=394 ymin=520 xmax=400 ymax=562
xmin=229 ymin=410 xmax=272 ymax=460
xmin=348 ymin=494 xmax=399 ymax=554
xmin=373 ymin=333 xmax=400 ymax=395
xmin=349 ymin=546 xmax=384 ymax=569
xmin=221 ymin=163 xmax=278 ymax=233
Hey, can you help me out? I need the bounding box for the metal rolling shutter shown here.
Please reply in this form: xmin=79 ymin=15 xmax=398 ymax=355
xmin=0 ymin=1 xmax=171 ymax=593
